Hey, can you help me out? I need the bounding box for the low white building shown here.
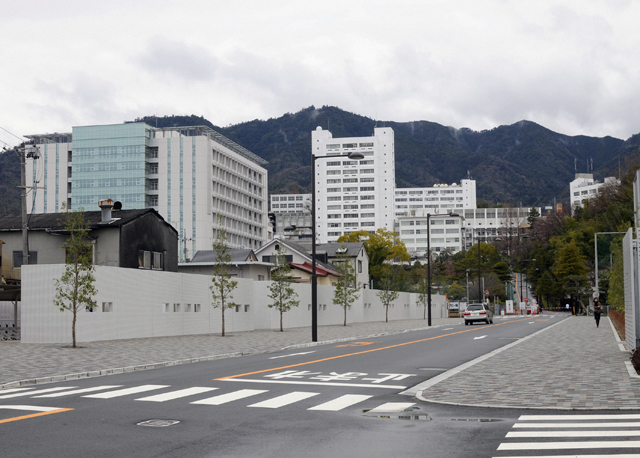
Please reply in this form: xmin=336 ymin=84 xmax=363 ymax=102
xmin=270 ymin=194 xmax=311 ymax=214
xmin=394 ymin=179 xmax=476 ymax=218
xmin=397 ymin=213 xmax=465 ymax=259
xmin=570 ymin=173 xmax=620 ymax=215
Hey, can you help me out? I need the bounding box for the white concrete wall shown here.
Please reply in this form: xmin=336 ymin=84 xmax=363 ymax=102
xmin=21 ymin=264 xmax=447 ymax=344
xmin=0 ymin=301 xmax=20 ymax=328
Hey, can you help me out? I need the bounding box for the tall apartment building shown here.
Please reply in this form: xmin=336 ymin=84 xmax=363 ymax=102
xmin=311 ymin=126 xmax=396 ymax=243
xmin=25 ymin=123 xmax=269 ymax=260
xmin=270 ymin=193 xmax=311 ymax=213
xmin=394 ymin=179 xmax=476 ymax=218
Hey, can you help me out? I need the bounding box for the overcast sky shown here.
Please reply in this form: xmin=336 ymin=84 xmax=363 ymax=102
xmin=1 ymin=0 xmax=639 ymax=148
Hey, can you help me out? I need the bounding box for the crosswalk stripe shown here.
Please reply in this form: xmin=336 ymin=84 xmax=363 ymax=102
xmin=514 ymin=422 xmax=640 ymax=428
xmin=507 ymin=430 xmax=640 ymax=438
xmin=308 ymin=394 xmax=373 ymax=411
xmin=0 ymin=387 xmax=77 ymax=399
xmin=368 ymin=402 xmax=415 ymax=413
xmin=83 ymin=385 xmax=168 ymax=399
xmin=135 ymin=387 xmax=218 ymax=402
xmin=0 ymin=388 xmax=34 ymax=395
xmin=498 ymin=440 xmax=640 ymax=450
xmin=495 ymin=455 xmax=640 ymax=458
xmin=0 ymin=405 xmax=64 ymax=412
xmin=191 ymin=389 xmax=267 ymax=406
xmin=33 ymin=386 xmax=123 ymax=398
xmin=248 ymin=391 xmax=319 ymax=409
xmin=519 ymin=414 xmax=640 ymax=421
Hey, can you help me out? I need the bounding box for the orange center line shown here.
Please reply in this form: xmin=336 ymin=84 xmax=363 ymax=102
xmin=0 ymin=408 xmax=74 ymax=425
xmin=213 ymin=317 xmax=532 ymax=380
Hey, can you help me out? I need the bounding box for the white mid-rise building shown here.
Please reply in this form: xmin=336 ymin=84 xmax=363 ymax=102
xmin=570 ymin=173 xmax=620 ymax=215
xmin=394 ymin=179 xmax=476 ymax=218
xmin=270 ymin=193 xmax=311 ymax=213
xmin=311 ymin=126 xmax=396 ymax=243
xmin=397 ymin=213 xmax=465 ymax=258
xmin=25 ymin=123 xmax=269 ymax=260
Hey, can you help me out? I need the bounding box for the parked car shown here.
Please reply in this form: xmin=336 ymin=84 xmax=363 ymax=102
xmin=464 ymin=303 xmax=493 ymax=325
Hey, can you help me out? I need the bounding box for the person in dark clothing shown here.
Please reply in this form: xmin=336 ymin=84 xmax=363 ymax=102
xmin=593 ymin=298 xmax=602 ymax=328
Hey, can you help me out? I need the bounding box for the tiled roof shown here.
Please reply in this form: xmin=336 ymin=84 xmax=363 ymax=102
xmin=191 ymin=249 xmax=256 ymax=263
xmin=0 ymin=209 xmax=176 ymax=234
xmin=289 ymin=261 xmax=339 ymax=277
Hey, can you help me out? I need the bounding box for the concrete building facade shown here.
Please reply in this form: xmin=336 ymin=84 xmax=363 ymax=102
xmin=25 ymin=123 xmax=269 ymax=260
xmin=570 ymin=173 xmax=620 ymax=215
xmin=311 ymin=127 xmax=396 ymax=243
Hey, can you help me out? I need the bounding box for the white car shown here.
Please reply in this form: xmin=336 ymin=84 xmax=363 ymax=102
xmin=464 ymin=303 xmax=494 ymax=325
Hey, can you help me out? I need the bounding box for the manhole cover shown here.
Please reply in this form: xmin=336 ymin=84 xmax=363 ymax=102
xmin=137 ymin=419 xmax=180 ymax=427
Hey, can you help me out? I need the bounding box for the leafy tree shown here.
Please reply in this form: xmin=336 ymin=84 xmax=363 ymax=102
xmin=492 ymin=261 xmax=512 ymax=282
xmin=337 ymin=228 xmax=410 ymax=284
xmin=53 ymin=206 xmax=97 ymax=348
xmin=446 ymin=281 xmax=465 ymax=300
xmin=527 ymin=207 xmax=541 ymax=225
xmin=332 ymin=253 xmax=361 ymax=326
xmin=210 ymin=224 xmax=238 ymax=337
xmin=552 ymin=239 xmax=589 ymax=302
xmin=267 ymin=247 xmax=299 ymax=331
xmin=415 ymin=277 xmax=429 ymax=320
xmin=377 ymin=266 xmax=400 ymax=322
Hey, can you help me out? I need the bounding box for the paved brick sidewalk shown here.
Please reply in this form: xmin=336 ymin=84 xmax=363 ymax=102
xmin=418 ymin=316 xmax=640 ymax=410
xmin=0 ymin=318 xmax=449 ymax=388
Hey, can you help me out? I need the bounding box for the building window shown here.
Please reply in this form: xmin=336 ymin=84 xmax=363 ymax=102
xmin=13 ymin=251 xmax=38 ymax=268
xmin=358 ymin=260 xmax=362 ymax=273
xmin=360 ymin=186 xmax=374 ymax=191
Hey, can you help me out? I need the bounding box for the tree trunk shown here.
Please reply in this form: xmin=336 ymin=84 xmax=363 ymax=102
xmin=221 ymin=303 xmax=226 ymax=337
xmin=385 ymin=305 xmax=389 ymax=323
xmin=72 ymin=306 xmax=77 ymax=348
xmin=280 ymin=310 xmax=283 ymax=332
xmin=344 ymin=305 xmax=347 ymax=326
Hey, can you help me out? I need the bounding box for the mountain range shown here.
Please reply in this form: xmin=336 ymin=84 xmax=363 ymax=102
xmin=1 ymin=106 xmax=639 ymax=217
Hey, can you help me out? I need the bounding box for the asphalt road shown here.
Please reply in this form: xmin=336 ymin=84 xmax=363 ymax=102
xmin=4 ymin=315 xmax=632 ymax=458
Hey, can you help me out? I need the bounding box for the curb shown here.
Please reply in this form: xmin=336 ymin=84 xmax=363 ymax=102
xmin=0 ymin=324 xmax=443 ymax=390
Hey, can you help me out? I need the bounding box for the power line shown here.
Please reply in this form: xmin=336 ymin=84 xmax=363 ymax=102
xmin=0 ymin=125 xmax=25 ymax=142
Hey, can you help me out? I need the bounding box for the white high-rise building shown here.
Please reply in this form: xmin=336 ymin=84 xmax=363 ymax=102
xmin=311 ymin=126 xmax=396 ymax=243
xmin=25 ymin=123 xmax=269 ymax=260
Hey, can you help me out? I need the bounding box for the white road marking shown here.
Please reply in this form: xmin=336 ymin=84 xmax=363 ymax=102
xmin=507 ymin=430 xmax=640 ymax=438
xmin=443 ymin=328 xmax=454 ymax=330
xmin=0 ymin=405 xmax=64 ymax=412
xmin=135 ymin=387 xmax=218 ymax=402
xmin=248 ymin=391 xmax=319 ymax=408
xmin=368 ymin=402 xmax=415 ymax=412
xmin=0 ymin=387 xmax=77 ymax=399
xmin=269 ymin=351 xmax=316 ymax=359
xmin=34 ymin=386 xmax=122 ymax=398
xmin=519 ymin=414 xmax=640 ymax=421
xmin=191 ymin=389 xmax=267 ymax=405
xmin=514 ymin=421 xmax=640 ymax=428
xmin=308 ymin=394 xmax=372 ymax=411
xmin=83 ymin=385 xmax=168 ymax=399
xmin=494 ymin=454 xmax=640 ymax=458
xmin=498 ymin=440 xmax=640 ymax=450
xmin=221 ymin=379 xmax=406 ymax=389
xmin=474 ymin=335 xmax=487 ymax=340
xmin=0 ymin=388 xmax=33 ymax=395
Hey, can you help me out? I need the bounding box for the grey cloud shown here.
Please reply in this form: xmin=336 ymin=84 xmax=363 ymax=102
xmin=136 ymin=37 xmax=219 ymax=82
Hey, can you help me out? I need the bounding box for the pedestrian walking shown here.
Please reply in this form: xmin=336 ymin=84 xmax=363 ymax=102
xmin=593 ymin=298 xmax=602 ymax=328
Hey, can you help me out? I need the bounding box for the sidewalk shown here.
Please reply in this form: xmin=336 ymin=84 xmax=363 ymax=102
xmin=417 ymin=315 xmax=640 ymax=410
xmin=1 ymin=314 xmax=638 ymax=410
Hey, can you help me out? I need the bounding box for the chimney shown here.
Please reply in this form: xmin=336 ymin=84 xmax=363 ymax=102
xmin=99 ymin=199 xmax=114 ymax=222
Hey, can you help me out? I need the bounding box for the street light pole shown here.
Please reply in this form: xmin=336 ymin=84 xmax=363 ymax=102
xmin=427 ymin=213 xmax=432 ymax=326
xmin=311 ymin=150 xmax=363 ymax=342
xmin=466 ymin=269 xmax=470 ymax=305
xmin=477 ymin=238 xmax=482 ymax=302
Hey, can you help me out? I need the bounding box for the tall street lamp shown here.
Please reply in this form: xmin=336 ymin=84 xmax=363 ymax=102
xmin=427 ymin=212 xmax=459 ymax=326
xmin=311 ymin=150 xmax=364 ymax=342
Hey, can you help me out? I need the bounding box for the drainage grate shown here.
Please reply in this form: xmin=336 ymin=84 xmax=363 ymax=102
xmin=451 ymin=418 xmax=501 ymax=422
xmin=137 ymin=419 xmax=180 ymax=427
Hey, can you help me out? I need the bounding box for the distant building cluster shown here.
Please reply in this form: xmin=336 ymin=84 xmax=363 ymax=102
xmin=15 ymin=121 xmax=596 ymax=268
